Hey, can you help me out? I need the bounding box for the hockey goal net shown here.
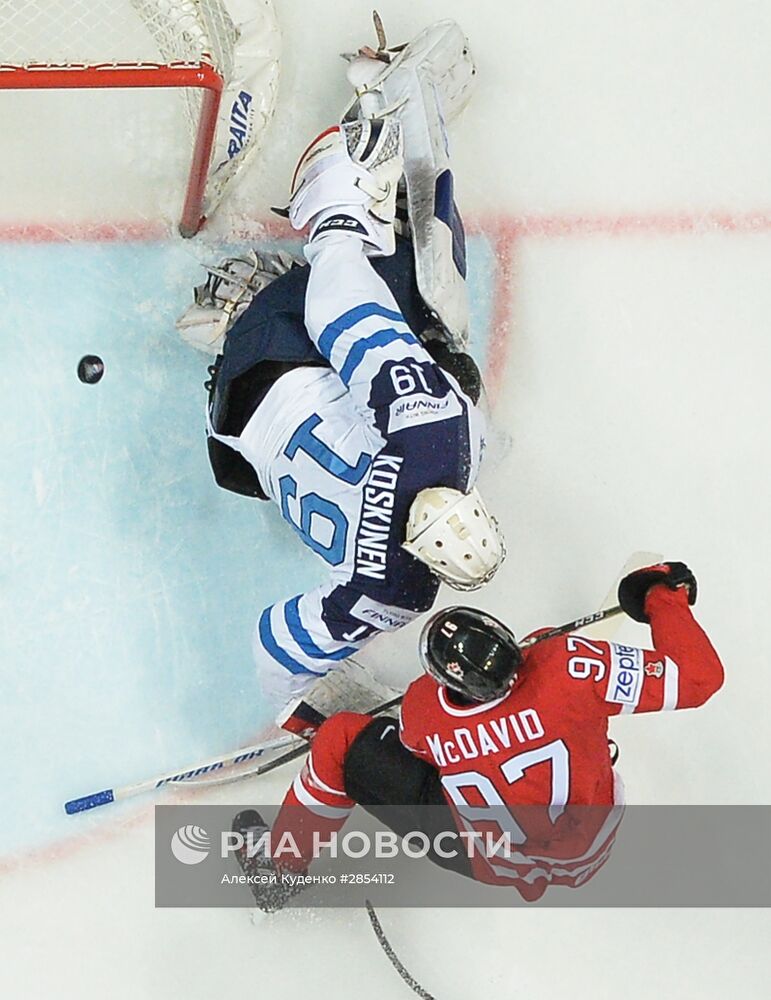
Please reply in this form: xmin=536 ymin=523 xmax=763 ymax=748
xmin=0 ymin=0 xmax=280 ymax=236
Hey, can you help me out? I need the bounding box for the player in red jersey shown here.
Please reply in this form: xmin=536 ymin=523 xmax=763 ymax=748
xmin=233 ymin=561 xmax=724 ymax=909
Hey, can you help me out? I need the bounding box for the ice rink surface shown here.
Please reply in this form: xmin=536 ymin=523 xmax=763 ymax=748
xmin=1 ymin=1 xmax=770 ymax=997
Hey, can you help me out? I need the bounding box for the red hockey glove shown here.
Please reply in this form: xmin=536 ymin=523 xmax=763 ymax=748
xmin=617 ymin=561 xmax=697 ymax=623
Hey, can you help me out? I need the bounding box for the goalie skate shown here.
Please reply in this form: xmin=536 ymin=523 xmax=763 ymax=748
xmin=343 ymin=17 xmax=476 ymax=126
xmin=288 ymin=117 xmax=404 ymax=256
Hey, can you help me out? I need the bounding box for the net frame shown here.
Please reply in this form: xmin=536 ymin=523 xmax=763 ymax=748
xmin=0 ymin=1 xmax=243 ymax=236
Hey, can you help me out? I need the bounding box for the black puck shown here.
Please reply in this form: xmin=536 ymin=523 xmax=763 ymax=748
xmin=77 ymin=355 xmax=105 ymax=384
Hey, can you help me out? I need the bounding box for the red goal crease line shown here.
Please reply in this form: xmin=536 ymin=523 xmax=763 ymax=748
xmin=474 ymin=209 xmax=771 ymax=399
xmin=476 ymin=209 xmax=771 ymax=240
xmin=2 ymin=208 xmax=771 ymax=243
xmin=1 ymin=209 xmax=769 ymax=402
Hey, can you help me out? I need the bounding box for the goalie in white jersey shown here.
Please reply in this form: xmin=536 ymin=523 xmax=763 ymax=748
xmin=178 ymin=26 xmax=504 ymax=715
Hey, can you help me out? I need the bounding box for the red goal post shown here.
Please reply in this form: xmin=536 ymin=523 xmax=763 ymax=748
xmin=0 ymin=0 xmax=280 ymax=236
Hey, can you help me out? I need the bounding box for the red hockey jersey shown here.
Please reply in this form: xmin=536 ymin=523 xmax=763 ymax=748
xmin=398 ymin=587 xmax=724 ymax=894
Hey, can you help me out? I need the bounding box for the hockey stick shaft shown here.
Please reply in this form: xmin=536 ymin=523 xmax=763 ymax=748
xmin=519 ymin=603 xmax=623 ymax=648
xmin=208 ymin=608 xmax=626 ymax=786
xmin=365 ymin=900 xmax=436 ymax=1000
xmin=202 ymin=694 xmax=407 ymax=785
xmin=63 ymin=732 xmax=301 ymax=814
xmin=64 ymin=607 xmax=628 ymax=809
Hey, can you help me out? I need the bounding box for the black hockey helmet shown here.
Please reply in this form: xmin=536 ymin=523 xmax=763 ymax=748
xmin=419 ymin=606 xmax=522 ymax=703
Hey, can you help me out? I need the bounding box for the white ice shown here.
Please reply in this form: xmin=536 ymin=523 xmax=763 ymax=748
xmin=1 ymin=1 xmax=770 ymax=998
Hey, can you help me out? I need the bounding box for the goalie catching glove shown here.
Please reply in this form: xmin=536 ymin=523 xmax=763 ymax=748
xmin=175 ymin=250 xmax=299 ymax=355
xmin=617 ymin=561 xmax=697 ymax=623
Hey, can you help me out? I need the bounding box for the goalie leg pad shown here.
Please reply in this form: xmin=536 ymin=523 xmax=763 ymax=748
xmin=342 ymin=21 xmax=476 ymax=348
xmin=344 ymin=19 xmax=477 ymax=126
xmin=276 ymin=658 xmax=401 ymax=734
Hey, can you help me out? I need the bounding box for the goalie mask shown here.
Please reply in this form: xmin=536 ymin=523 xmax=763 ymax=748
xmin=419 ymin=606 xmax=522 ymax=702
xmin=402 ymin=486 xmax=505 ymax=590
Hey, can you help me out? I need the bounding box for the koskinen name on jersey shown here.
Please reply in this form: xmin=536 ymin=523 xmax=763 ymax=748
xmin=355 ymin=454 xmax=403 ymax=581
xmin=426 ymin=708 xmax=546 ymax=767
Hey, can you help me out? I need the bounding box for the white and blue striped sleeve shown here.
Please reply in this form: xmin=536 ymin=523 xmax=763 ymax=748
xmin=253 ymin=585 xmax=364 ymax=710
xmin=303 ymin=236 xmax=437 ymax=422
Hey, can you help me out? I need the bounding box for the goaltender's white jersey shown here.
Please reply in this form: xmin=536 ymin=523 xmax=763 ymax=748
xmin=218 ymin=235 xmax=485 ymax=710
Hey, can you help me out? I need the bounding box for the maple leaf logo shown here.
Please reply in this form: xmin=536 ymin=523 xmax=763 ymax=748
xmin=644 ymin=659 xmax=664 ymax=678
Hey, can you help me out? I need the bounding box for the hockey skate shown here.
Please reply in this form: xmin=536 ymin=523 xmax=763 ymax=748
xmin=232 ymin=809 xmax=305 ymax=913
xmin=287 ymin=116 xmax=404 ymax=257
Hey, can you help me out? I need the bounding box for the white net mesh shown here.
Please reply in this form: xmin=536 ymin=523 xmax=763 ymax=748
xmin=0 ymin=1 xmax=280 ymax=231
xmin=0 ymin=0 xmax=235 ymax=75
xmin=132 ymin=0 xmax=235 ymax=79
xmin=0 ymin=0 xmax=236 ymax=161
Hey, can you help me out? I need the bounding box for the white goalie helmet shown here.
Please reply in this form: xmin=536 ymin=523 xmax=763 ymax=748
xmin=403 ymin=486 xmax=505 ymax=591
